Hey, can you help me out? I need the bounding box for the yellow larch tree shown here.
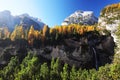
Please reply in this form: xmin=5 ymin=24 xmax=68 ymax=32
xmin=28 ymin=26 xmax=35 ymax=45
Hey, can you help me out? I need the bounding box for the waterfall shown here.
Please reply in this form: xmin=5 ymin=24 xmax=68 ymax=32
xmin=92 ymin=47 xmax=98 ymax=70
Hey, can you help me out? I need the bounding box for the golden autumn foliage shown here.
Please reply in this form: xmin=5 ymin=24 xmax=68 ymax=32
xmin=28 ymin=26 xmax=44 ymax=45
xmin=50 ymin=28 xmax=56 ymax=35
xmin=28 ymin=26 xmax=35 ymax=45
xmin=0 ymin=27 xmax=10 ymax=39
xmin=28 ymin=26 xmax=34 ymax=34
xmin=0 ymin=24 xmax=100 ymax=45
xmin=86 ymin=26 xmax=95 ymax=32
xmin=43 ymin=25 xmax=49 ymax=37
xmin=55 ymin=26 xmax=63 ymax=34
xmin=34 ymin=31 xmax=40 ymax=39
xmin=102 ymin=3 xmax=120 ymax=14
xmin=10 ymin=30 xmax=16 ymax=41
xmin=107 ymin=3 xmax=120 ymax=9
xmin=62 ymin=25 xmax=67 ymax=34
xmin=3 ymin=27 xmax=10 ymax=38
xmin=50 ymin=24 xmax=99 ymax=36
xmin=10 ymin=26 xmax=24 ymax=41
xmin=67 ymin=25 xmax=73 ymax=34
xmin=40 ymin=25 xmax=49 ymax=43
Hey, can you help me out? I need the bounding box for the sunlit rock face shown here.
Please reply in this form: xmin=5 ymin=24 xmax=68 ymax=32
xmin=62 ymin=10 xmax=98 ymax=25
xmin=0 ymin=10 xmax=45 ymax=31
xmin=98 ymin=3 xmax=120 ymax=42
xmin=98 ymin=3 xmax=120 ymax=64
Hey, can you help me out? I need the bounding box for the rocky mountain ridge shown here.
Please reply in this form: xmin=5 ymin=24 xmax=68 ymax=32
xmin=0 ymin=10 xmax=45 ymax=31
xmin=62 ymin=10 xmax=98 ymax=25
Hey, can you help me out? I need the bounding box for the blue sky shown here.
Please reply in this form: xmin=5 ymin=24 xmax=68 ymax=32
xmin=0 ymin=0 xmax=120 ymax=27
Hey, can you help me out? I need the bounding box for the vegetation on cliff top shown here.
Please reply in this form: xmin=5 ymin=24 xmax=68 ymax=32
xmin=101 ymin=3 xmax=120 ymax=16
xmin=0 ymin=24 xmax=100 ymax=46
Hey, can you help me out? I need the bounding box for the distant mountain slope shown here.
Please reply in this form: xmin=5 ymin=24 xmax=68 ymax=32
xmin=61 ymin=10 xmax=98 ymax=25
xmin=0 ymin=10 xmax=45 ymax=31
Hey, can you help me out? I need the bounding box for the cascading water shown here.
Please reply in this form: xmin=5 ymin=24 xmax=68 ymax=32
xmin=92 ymin=47 xmax=98 ymax=70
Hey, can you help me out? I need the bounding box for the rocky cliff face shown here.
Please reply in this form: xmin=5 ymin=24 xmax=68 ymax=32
xmin=62 ymin=10 xmax=98 ymax=25
xmin=98 ymin=3 xmax=120 ymax=63
xmin=0 ymin=10 xmax=45 ymax=31
xmin=0 ymin=32 xmax=115 ymax=69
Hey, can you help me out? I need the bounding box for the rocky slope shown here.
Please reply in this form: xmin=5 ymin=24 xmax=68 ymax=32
xmin=62 ymin=10 xmax=98 ymax=25
xmin=0 ymin=10 xmax=45 ymax=31
xmin=98 ymin=3 xmax=120 ymax=42
xmin=98 ymin=3 xmax=120 ymax=63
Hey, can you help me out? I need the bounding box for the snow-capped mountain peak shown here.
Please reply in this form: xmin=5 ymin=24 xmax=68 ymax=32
xmin=62 ymin=10 xmax=98 ymax=25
